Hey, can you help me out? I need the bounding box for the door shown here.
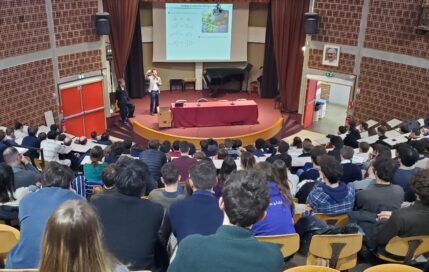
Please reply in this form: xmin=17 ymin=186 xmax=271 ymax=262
xmin=303 ymin=79 xmax=318 ymax=128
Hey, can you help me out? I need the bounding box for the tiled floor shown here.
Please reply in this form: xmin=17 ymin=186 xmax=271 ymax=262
xmin=308 ymin=103 xmax=348 ymax=135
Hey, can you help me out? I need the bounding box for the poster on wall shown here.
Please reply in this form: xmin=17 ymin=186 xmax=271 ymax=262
xmin=322 ymin=44 xmax=340 ymax=67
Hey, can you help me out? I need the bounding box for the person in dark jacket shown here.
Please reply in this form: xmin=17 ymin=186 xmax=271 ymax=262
xmin=115 ymin=78 xmax=135 ymax=123
xmin=340 ymin=146 xmax=362 ymax=184
xmin=21 ymin=125 xmax=41 ymax=159
xmin=343 ymin=122 xmax=361 ymax=148
xmin=139 ymin=139 xmax=167 ymax=185
xmin=328 ymin=136 xmax=344 ymax=162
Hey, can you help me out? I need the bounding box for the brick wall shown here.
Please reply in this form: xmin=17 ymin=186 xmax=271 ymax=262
xmin=58 ymin=50 xmax=102 ymax=78
xmin=0 ymin=0 xmax=50 ymax=59
xmin=308 ymin=49 xmax=355 ymax=74
xmin=0 ymin=59 xmax=57 ymax=126
xmin=52 ymin=0 xmax=99 ymax=47
xmin=312 ymin=0 xmax=364 ymax=46
xmin=353 ymin=57 xmax=429 ymax=122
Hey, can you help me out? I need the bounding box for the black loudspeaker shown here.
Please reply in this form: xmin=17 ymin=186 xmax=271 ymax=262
xmin=304 ymin=12 xmax=319 ymax=35
xmin=95 ymin=12 xmax=110 ymax=35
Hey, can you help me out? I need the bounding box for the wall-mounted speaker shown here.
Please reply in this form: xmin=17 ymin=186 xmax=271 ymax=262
xmin=304 ymin=12 xmax=319 ymax=35
xmin=95 ymin=12 xmax=110 ymax=35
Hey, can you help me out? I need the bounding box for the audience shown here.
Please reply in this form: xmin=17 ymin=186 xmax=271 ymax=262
xmin=291 ymin=136 xmax=302 ymax=149
xmin=338 ymin=125 xmax=348 ymax=139
xmin=266 ymin=140 xmax=290 ymax=164
xmin=98 ymin=132 xmax=113 ymax=145
xmin=358 ymin=141 xmax=371 ymax=161
xmin=0 ymin=130 xmax=10 ymax=163
xmin=253 ymin=138 xmax=266 ymax=157
xmin=343 ymin=121 xmax=361 ymax=148
xmin=171 ymin=141 xmax=196 ymax=183
xmin=240 ymin=151 xmax=256 ymax=170
xmin=6 ymin=162 xmax=82 ymax=268
xmin=91 ymin=164 xmax=117 ymax=200
xmin=39 ymin=200 xmax=128 ymax=272
xmin=213 ymin=157 xmax=237 ymax=198
xmin=327 ymin=135 xmax=344 ymax=162
xmin=169 ymin=170 xmax=283 ymax=272
xmin=340 ymin=146 xmax=362 ymax=184
xmin=21 ymin=125 xmax=41 ymax=159
xmin=5 ymin=127 xmax=17 ymax=146
xmin=91 ymin=159 xmax=164 ymax=270
xmin=139 ymin=139 xmax=167 ymax=185
xmin=393 ymin=144 xmax=419 ymax=202
xmin=298 ymin=140 xmax=313 ymax=157
xmin=3 ymin=147 xmax=40 ymax=188
xmin=13 ymin=122 xmax=27 ymax=141
xmin=104 ymin=141 xmax=125 ymax=164
xmin=41 ymin=130 xmax=71 ymax=166
xmin=83 ymin=146 xmax=107 ymax=183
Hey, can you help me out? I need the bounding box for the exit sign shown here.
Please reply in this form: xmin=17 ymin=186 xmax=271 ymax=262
xmin=325 ymin=72 xmax=335 ymax=77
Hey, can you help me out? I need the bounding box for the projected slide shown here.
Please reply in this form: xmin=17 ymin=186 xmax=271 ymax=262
xmin=166 ymin=3 xmax=233 ymax=61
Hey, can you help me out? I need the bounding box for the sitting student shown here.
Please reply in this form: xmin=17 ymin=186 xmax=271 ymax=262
xmin=224 ymin=138 xmax=238 ymax=159
xmin=90 ymin=131 xmax=98 ymax=142
xmin=291 ymin=136 xmax=303 ymax=149
xmin=359 ymin=121 xmax=369 ymax=133
xmin=343 ymin=121 xmax=361 ymax=148
xmin=148 ymin=163 xmax=185 ymax=209
xmin=375 ymin=126 xmax=388 ymax=145
xmin=215 ymin=148 xmax=229 ymax=160
xmin=328 ymin=135 xmax=344 ymax=162
xmin=91 ymin=164 xmax=117 ymax=200
xmin=91 ymin=159 xmax=164 ymax=271
xmin=6 ymin=162 xmax=82 ymax=268
xmin=98 ymin=132 xmax=113 ymax=145
xmin=168 ymin=160 xmax=223 ymax=243
xmin=392 ymin=144 xmax=419 ymax=202
xmin=410 ymin=139 xmax=428 ymax=169
xmin=160 ymin=140 xmax=172 ymax=154
xmin=254 ymin=138 xmax=267 ymax=157
xmin=39 ymin=200 xmax=128 ymax=272
xmin=139 ymin=139 xmax=167 ymax=185
xmin=240 ymin=151 xmax=256 ymax=170
xmin=361 ymin=143 xmax=391 ymax=172
xmin=0 ymin=130 xmax=11 ymax=163
xmin=213 ymin=157 xmax=237 ymax=198
xmin=83 ymin=146 xmax=107 ymax=183
xmin=3 ymin=147 xmax=41 ymax=188
xmin=13 ymin=122 xmax=27 ymax=142
xmin=41 ymin=131 xmax=71 ymax=166
xmin=340 ymin=146 xmax=362 ymax=184
xmin=266 ymin=140 xmax=290 ymax=164
xmin=304 ymin=155 xmax=355 ymax=215
xmin=252 ymin=161 xmax=295 ymax=236
xmin=168 ymin=170 xmax=284 ymax=272
xmin=375 ymin=169 xmax=429 ymax=250
xmin=338 ymin=125 xmax=348 ymax=139
xmin=357 ymin=141 xmax=371 ymax=161
xmin=130 ymin=143 xmax=145 ymax=157
xmin=172 ymin=141 xmax=197 ymax=183
xmin=104 ymin=141 xmax=125 ymax=164
xmin=298 ymin=140 xmax=313 ymax=157
xmin=22 ymin=125 xmax=41 ymax=159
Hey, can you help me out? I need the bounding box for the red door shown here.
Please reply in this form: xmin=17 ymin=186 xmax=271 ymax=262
xmin=303 ymin=79 xmax=318 ymax=128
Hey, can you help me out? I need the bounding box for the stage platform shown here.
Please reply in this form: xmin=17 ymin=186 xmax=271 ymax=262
xmin=129 ymin=91 xmax=285 ymax=146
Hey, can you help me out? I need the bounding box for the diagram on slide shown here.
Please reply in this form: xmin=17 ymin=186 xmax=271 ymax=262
xmin=201 ymin=10 xmax=229 ymax=33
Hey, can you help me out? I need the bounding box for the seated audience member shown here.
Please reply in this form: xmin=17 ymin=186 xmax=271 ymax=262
xmin=202 ymin=138 xmax=218 ymax=157
xmin=91 ymin=159 xmax=164 ymax=270
xmin=351 ymin=158 xmax=404 ymax=250
xmin=375 ymin=126 xmax=388 ymax=145
xmin=98 ymin=132 xmax=113 ymax=145
xmin=0 ymin=130 xmax=10 ymax=163
xmin=168 ymin=160 xmax=223 ymax=243
xmin=340 ymin=146 xmax=362 ymax=184
xmin=357 ymin=141 xmax=371 ymax=161
xmin=149 ymin=163 xmax=185 ymax=209
xmin=338 ymin=125 xmax=348 ymax=139
xmin=254 ymin=138 xmax=266 ymax=157
xmin=367 ymin=126 xmax=377 ymax=136
xmin=90 ymin=131 xmax=98 ymax=142
xmin=304 ymin=155 xmax=355 ymax=215
xmin=5 ymin=127 xmax=17 ymax=146
xmin=375 ymin=169 xmax=429 ymax=249
xmin=266 ymin=140 xmax=290 ymax=164
xmin=359 ymin=122 xmax=369 ymax=133
xmin=6 ymin=162 xmax=82 ymax=268
xmin=49 ymin=124 xmax=61 ymax=139
xmin=61 ymin=136 xmax=81 ymax=171
xmin=252 ymin=162 xmax=295 ymax=236
xmin=84 ymin=146 xmax=107 ymax=183
xmin=172 ymin=141 xmax=197 ymax=183
xmin=328 ymin=135 xmax=344 ymax=162
xmin=266 ymin=137 xmax=279 ymax=156
xmin=213 ymin=157 xmax=237 ymax=198
xmin=291 ymin=136 xmax=303 ymax=149
xmin=160 ymin=140 xmax=172 ymax=154
xmin=169 ymin=141 xmax=181 ymax=158
xmin=38 ymin=131 xmax=47 ymax=142
xmin=193 ymin=151 xmax=206 ymax=161
xmin=299 ymin=146 xmax=327 ymax=183
xmin=224 ymin=138 xmax=238 ymax=159
xmin=362 ymin=143 xmax=391 ymax=171
xmin=130 ymin=143 xmax=145 ymax=157
xmin=298 ymin=140 xmax=313 ymax=157
xmin=13 ymin=122 xmax=27 ymax=141
xmin=41 ymin=130 xmax=71 ymax=166
xmin=216 ymin=148 xmax=229 ymax=160
xmin=232 ymin=138 xmax=242 ymax=150
xmin=91 ymin=164 xmax=117 ymax=200
xmin=273 ymin=159 xmax=298 ymax=197
xmin=122 ymin=140 xmax=132 ymax=155
xmin=343 ymin=122 xmax=361 ymax=148
xmin=3 ymin=147 xmax=40 ymax=188
xmin=139 ymin=139 xmax=167 ymax=185
xmin=104 ymin=141 xmax=125 ymax=164
xmin=240 ymin=151 xmax=256 ymax=170
xmin=169 ymin=170 xmax=283 ymax=272
xmin=39 ymin=200 xmax=128 ymax=272
xmin=393 ymin=145 xmax=419 ymax=202
xmin=22 ymin=125 xmax=41 ymax=159
xmin=410 ymin=139 xmax=428 ymax=169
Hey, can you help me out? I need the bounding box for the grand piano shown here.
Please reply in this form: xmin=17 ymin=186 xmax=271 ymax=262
xmin=203 ymin=63 xmax=252 ymax=97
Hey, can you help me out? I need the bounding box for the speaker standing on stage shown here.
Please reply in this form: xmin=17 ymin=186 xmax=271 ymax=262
xmin=146 ymin=69 xmax=162 ymax=116
xmin=115 ymin=78 xmax=135 ymax=123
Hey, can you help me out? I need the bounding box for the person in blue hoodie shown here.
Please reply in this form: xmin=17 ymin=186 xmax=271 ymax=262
xmin=252 ymin=161 xmax=295 ymax=235
xmin=304 ymin=155 xmax=355 ymax=215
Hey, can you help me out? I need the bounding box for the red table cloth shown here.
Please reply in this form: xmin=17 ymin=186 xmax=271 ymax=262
xmin=171 ymin=100 xmax=259 ymax=128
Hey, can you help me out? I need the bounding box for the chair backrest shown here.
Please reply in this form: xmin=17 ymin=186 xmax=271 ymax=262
xmin=284 ymin=265 xmax=340 ymax=272
xmin=33 ymin=159 xmax=45 ymax=171
xmin=314 ymin=213 xmax=349 ymax=227
xmin=385 ymin=235 xmax=429 ymax=264
xmin=363 ymin=264 xmax=422 ymax=272
xmin=91 ymin=185 xmax=104 ymax=195
xmin=0 ymin=270 xmax=39 ymax=272
xmin=0 ymin=224 xmax=20 ymax=255
xmin=307 ymin=234 xmax=363 ymax=271
xmin=196 ymin=98 xmax=208 ymax=103
xmin=256 ymin=233 xmax=300 ymax=258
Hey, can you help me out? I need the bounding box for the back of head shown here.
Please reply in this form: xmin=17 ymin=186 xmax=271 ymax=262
xmin=14 ymin=121 xmax=23 ymax=130
xmin=0 ymin=163 xmax=15 ymax=203
xmin=373 ymin=143 xmax=391 ymax=159
xmin=3 ymin=147 xmax=19 ymax=165
xmin=398 ymin=145 xmax=419 ymax=167
xmin=38 ymin=132 xmax=47 ymax=141
xmin=377 ymin=126 xmax=387 ymax=136
xmin=340 ymin=146 xmax=354 ymax=160
xmin=411 ymin=169 xmax=429 ymax=205
xmin=57 ymin=134 xmax=67 ymax=142
xmin=193 ymin=151 xmax=206 ymax=160
xmin=90 ymin=146 xmax=104 ymax=164
xmin=219 ymin=157 xmax=237 ymax=185
xmin=361 ymin=122 xmax=369 ymax=131
xmin=271 ymin=159 xmax=294 ymax=212
xmin=115 ymin=159 xmax=150 ymax=197
xmin=50 ymin=124 xmax=59 ymax=132
xmin=240 ymin=151 xmax=255 ymax=170
xmin=161 ymin=162 xmax=179 ymax=185
xmin=254 ymin=162 xmax=273 ymax=181
xmin=148 ymin=139 xmax=160 ymax=150
xmin=160 ymin=140 xmax=171 ymax=153
xmin=292 ymin=137 xmax=302 ymax=148
xmin=368 ymin=127 xmax=377 ymax=136
xmin=373 ymin=158 xmax=398 ymax=183
xmin=0 ymin=130 xmax=5 ymax=141
xmin=410 ymin=140 xmax=426 ymax=155
xmin=222 ymin=170 xmax=270 ymax=227
xmin=79 ymin=136 xmax=87 ymax=145
xmin=40 ymin=200 xmax=113 ymax=272
xmin=217 ymin=148 xmax=228 ymax=160
xmin=224 ymin=138 xmax=233 ymax=149
xmin=28 ymin=125 xmax=39 ymax=137
xmin=122 ymin=140 xmax=132 ymax=151
xmin=47 ymin=130 xmax=57 ymax=140
xmin=172 ymin=140 xmax=180 ymax=151
xmin=101 ymin=164 xmax=116 ymax=188
xmin=330 ymin=136 xmax=344 ymax=149
xmin=338 ymin=126 xmax=347 ymax=134
xmin=310 ymin=146 xmax=327 ymax=165
xmin=179 ymin=141 xmax=190 ymax=154
xmin=359 ymin=141 xmax=370 ymax=153
xmin=255 ymin=138 xmax=265 ymax=150
xmin=41 ymin=162 xmax=73 ymax=189
xmin=189 ymin=160 xmax=216 ymax=190
xmin=232 ymin=139 xmax=242 ymax=149
xmin=100 ymin=133 xmax=110 ymax=142
xmin=111 ymin=142 xmax=125 ymax=157
xmin=269 ymin=137 xmax=279 ymax=147
xmin=278 ymin=140 xmax=290 ymax=154
xmin=302 ymin=141 xmax=313 ymax=153
xmin=90 ymin=131 xmax=97 ymax=140
xmin=318 ymin=155 xmax=343 ymax=184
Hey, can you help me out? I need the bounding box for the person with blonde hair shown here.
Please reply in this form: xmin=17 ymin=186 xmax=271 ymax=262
xmin=39 ymin=200 xmax=128 ymax=272
xmin=240 ymin=151 xmax=255 ymax=170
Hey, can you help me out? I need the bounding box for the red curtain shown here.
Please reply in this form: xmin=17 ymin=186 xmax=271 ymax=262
xmin=271 ymin=0 xmax=309 ymax=112
xmin=103 ymin=0 xmax=139 ymax=79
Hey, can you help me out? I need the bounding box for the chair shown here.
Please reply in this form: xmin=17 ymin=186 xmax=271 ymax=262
xmin=363 ymin=264 xmax=422 ymax=272
xmin=256 ymin=233 xmax=300 ymax=258
xmin=307 ymin=234 xmax=363 ymax=271
xmin=284 ymin=265 xmax=340 ymax=272
xmin=0 ymin=224 xmax=20 ymax=267
xmin=33 ymin=159 xmax=45 ymax=171
xmin=376 ymin=235 xmax=429 ymax=264
xmin=196 ymin=98 xmax=208 ymax=103
xmin=293 ymin=213 xmax=302 ymax=224
xmin=314 ymin=213 xmax=349 ymax=227
xmin=91 ymin=185 xmax=104 ymax=195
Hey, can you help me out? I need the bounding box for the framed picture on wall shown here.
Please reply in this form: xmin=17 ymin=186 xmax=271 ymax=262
xmin=322 ymin=44 xmax=340 ymax=67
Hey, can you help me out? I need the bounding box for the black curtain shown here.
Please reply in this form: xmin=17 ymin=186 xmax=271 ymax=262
xmin=260 ymin=3 xmax=278 ymax=99
xmin=125 ymin=8 xmax=145 ymax=98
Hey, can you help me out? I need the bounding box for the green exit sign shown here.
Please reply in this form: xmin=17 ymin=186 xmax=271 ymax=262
xmin=325 ymin=72 xmax=335 ymax=77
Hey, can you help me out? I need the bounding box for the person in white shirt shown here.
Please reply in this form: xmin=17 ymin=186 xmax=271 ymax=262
xmin=145 ymin=69 xmax=162 ymax=116
xmin=40 ymin=131 xmax=71 ymax=166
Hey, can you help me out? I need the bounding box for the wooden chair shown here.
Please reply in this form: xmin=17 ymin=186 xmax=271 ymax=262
xmin=91 ymin=185 xmax=104 ymax=195
xmin=0 ymin=270 xmax=38 ymax=272
xmin=293 ymin=213 xmax=302 ymax=224
xmin=284 ymin=265 xmax=339 ymax=272
xmin=376 ymin=235 xmax=429 ymax=264
xmin=0 ymin=225 xmax=20 ymax=267
xmin=248 ymin=80 xmax=261 ymax=96
xmin=256 ymin=233 xmax=300 ymax=258
xmin=363 ymin=264 xmax=422 ymax=272
xmin=307 ymin=234 xmax=363 ymax=271
xmin=33 ymin=159 xmax=45 ymax=171
xmin=314 ymin=213 xmax=349 ymax=227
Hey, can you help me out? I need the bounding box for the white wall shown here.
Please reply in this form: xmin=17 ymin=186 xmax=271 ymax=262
xmin=328 ymin=83 xmax=351 ymax=106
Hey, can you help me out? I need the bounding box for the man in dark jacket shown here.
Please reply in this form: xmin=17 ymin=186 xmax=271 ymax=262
xmin=340 ymin=146 xmax=362 ymax=184
xmin=139 ymin=139 xmax=167 ymax=185
xmin=115 ymin=78 xmax=135 ymax=123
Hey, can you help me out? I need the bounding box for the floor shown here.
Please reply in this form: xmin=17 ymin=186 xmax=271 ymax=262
xmin=308 ymin=103 xmax=348 ymax=135
xmin=283 ymin=129 xmax=326 ymax=144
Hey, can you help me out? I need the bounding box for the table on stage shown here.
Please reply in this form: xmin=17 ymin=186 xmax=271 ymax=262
xmin=170 ymin=100 xmax=259 ymax=128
